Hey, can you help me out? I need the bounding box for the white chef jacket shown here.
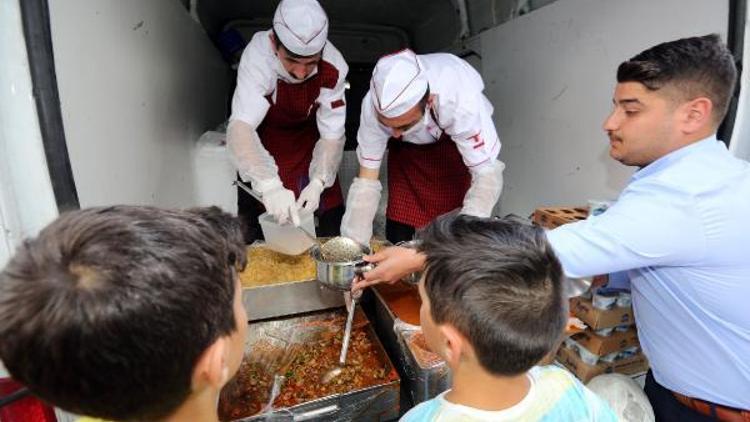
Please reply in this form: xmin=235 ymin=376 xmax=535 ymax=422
xmin=230 ymin=30 xmax=348 ymax=140
xmin=356 ymin=53 xmax=501 ymax=174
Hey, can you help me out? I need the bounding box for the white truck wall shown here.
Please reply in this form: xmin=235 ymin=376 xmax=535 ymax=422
xmin=480 ymin=0 xmax=728 ymax=216
xmin=49 ymin=0 xmax=229 ymax=208
xmin=730 ymin=12 xmax=750 ymax=162
xmin=0 ymin=1 xmax=59 ymax=268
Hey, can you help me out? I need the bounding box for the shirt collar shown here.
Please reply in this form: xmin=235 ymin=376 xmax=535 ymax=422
xmin=631 ymin=135 xmax=719 ymax=181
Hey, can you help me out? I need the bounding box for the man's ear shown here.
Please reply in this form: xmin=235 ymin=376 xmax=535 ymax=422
xmin=192 ymin=337 xmax=230 ymax=390
xmin=680 ymin=96 xmax=713 ymax=134
xmin=439 ymin=324 xmax=467 ymax=367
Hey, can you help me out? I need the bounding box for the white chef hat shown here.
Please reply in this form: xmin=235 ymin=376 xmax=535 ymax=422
xmin=371 ymin=49 xmax=428 ymax=118
xmin=273 ymin=0 xmax=328 ymax=57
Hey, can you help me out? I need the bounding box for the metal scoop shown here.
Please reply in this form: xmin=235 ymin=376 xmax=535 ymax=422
xmin=319 ymin=236 xmax=366 ymax=262
xmin=234 ymin=180 xmax=318 ymax=243
xmin=320 ymin=292 xmax=357 ymax=384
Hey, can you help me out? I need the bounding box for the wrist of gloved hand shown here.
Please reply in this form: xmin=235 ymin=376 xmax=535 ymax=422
xmin=340 ymin=178 xmax=382 ymax=245
xmin=253 ymin=177 xmax=284 ymax=195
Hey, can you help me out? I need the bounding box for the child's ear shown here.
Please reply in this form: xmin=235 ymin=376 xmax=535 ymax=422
xmin=192 ymin=337 xmax=230 ymax=390
xmin=439 ymin=324 xmax=466 ymax=366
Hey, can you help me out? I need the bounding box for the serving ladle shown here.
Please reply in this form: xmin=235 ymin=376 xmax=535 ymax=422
xmin=320 ymin=291 xmax=358 ymax=384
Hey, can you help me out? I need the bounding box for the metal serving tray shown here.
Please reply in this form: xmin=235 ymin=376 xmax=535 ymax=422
xmin=242 ymin=281 xmax=344 ymax=322
xmin=241 ymin=242 xmax=345 ymax=321
xmin=230 ymin=309 xmax=400 ymax=421
xmin=370 ymin=286 xmax=451 ymax=405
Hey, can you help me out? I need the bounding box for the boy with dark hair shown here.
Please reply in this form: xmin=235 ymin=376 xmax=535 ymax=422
xmin=402 ymin=215 xmax=615 ymax=421
xmin=0 ymin=205 xmax=248 ymax=422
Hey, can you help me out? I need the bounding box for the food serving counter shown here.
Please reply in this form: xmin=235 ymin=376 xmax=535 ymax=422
xmin=227 ymin=241 xmax=403 ymax=421
xmin=219 ymin=308 xmax=400 ymax=421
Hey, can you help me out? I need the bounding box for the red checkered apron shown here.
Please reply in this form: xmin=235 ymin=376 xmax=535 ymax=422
xmin=257 ymin=61 xmax=343 ymax=212
xmin=386 ymin=111 xmax=471 ymax=228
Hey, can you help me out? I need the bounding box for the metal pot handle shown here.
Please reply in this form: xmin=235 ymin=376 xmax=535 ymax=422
xmin=353 ymin=262 xmax=374 ymax=276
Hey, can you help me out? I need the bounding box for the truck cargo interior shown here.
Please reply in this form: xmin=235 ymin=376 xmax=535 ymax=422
xmin=1 ymin=0 xmax=750 ymax=420
xmin=2 ymin=0 xmax=744 ymax=225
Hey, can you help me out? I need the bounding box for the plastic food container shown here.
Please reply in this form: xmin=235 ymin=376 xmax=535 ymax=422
xmin=614 ymin=324 xmax=631 ymax=333
xmin=592 ymin=288 xmax=619 ymax=310
xmin=616 ymin=291 xmax=632 ymax=307
xmin=576 ymin=344 xmax=599 ymax=365
xmin=600 ymin=351 xmax=621 ymax=363
xmin=595 ymin=327 xmax=614 ymax=337
xmin=259 ymin=209 xmax=316 ymax=255
xmin=619 ymin=346 xmax=640 ymax=359
xmin=587 ymin=199 xmax=614 ymax=216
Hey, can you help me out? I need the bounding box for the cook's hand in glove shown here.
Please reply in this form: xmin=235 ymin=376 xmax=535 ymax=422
xmin=351 ymin=246 xmax=426 ymax=293
xmin=262 ymin=185 xmax=300 ymax=226
xmin=296 ymin=179 xmax=325 ymax=213
xmin=340 ymin=177 xmax=382 ymax=246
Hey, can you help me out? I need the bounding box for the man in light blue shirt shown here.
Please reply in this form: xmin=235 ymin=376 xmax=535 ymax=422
xmin=547 ymin=34 xmax=750 ymax=420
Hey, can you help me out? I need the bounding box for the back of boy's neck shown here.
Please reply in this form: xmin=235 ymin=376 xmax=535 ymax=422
xmin=163 ymin=389 xmax=221 ymax=422
xmin=446 ymin=364 xmax=531 ymax=412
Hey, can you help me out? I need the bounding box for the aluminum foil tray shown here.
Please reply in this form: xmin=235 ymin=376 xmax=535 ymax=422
xmin=224 ymin=308 xmax=400 ymax=421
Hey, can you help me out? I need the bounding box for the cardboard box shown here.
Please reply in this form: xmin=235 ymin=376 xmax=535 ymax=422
xmin=556 ymin=345 xmax=649 ymax=383
xmin=570 ymin=297 xmax=634 ymax=329
xmin=570 ymin=328 xmax=639 ymax=356
xmin=533 ymin=206 xmax=588 ymax=229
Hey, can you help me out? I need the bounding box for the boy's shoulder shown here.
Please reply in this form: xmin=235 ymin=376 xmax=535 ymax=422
xmin=400 ymin=395 xmax=443 ymax=422
xmin=530 ymin=365 xmax=618 ymax=421
xmin=399 ymin=366 xmax=617 ymax=421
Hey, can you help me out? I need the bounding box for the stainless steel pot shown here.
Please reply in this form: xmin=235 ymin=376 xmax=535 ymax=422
xmin=310 ymin=244 xmax=374 ymax=290
xmin=395 ymin=240 xmax=422 ymax=285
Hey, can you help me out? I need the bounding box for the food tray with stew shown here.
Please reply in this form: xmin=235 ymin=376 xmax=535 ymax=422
xmin=219 ymin=308 xmax=400 ymax=421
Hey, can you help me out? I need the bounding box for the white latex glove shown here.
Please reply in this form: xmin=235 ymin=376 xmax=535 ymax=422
xmin=340 ymin=177 xmax=382 ymax=245
xmin=296 ymin=178 xmax=325 ymax=213
xmin=259 ymin=180 xmax=300 ymax=226
xmin=461 ymin=160 xmax=505 ymax=217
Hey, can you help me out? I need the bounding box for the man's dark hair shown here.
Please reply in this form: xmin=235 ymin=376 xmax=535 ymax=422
xmin=617 ymin=33 xmax=737 ymax=124
xmin=417 ymin=215 xmax=566 ymax=376
xmin=0 ymin=205 xmax=245 ymax=421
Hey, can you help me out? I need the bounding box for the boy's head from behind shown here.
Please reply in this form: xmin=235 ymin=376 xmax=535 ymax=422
xmin=0 ymin=205 xmax=248 ymax=421
xmin=417 ymin=215 xmax=566 ymax=376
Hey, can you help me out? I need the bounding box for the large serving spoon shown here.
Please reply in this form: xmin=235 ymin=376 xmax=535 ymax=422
xmin=320 ymin=292 xmax=357 ymax=384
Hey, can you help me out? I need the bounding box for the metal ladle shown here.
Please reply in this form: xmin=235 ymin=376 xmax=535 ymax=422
xmin=320 ymin=292 xmax=357 ymax=384
xmin=319 ymin=236 xmax=366 ymax=262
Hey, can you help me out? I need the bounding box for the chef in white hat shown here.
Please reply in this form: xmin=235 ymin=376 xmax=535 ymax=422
xmin=227 ymin=0 xmax=348 ymax=242
xmin=341 ymin=49 xmax=504 ymax=245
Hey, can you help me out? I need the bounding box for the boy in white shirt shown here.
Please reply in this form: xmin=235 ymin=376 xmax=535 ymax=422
xmin=402 ymin=215 xmax=616 ymax=421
